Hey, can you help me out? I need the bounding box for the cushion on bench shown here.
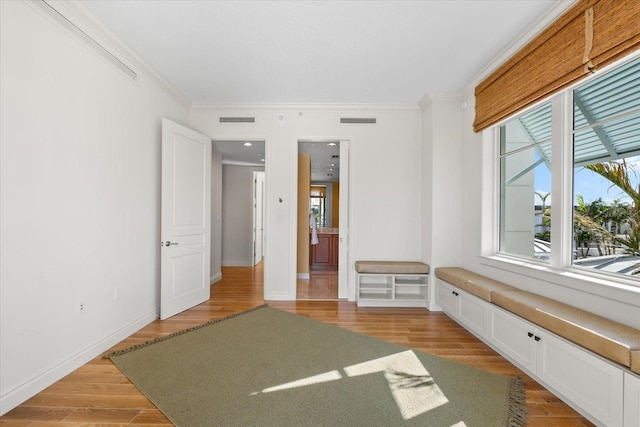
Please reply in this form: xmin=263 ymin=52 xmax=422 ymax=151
xmin=434 ymin=267 xmax=517 ymax=302
xmin=492 ymin=290 xmax=640 ymax=368
xmin=355 ymin=261 xmax=429 ymax=275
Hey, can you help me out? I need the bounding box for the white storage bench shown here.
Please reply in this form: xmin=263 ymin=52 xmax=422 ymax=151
xmin=355 ymin=261 xmax=430 ymax=307
xmin=435 ymin=266 xmax=640 ymax=427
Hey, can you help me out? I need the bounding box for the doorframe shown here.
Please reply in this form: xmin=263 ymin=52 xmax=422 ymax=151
xmin=210 ymin=136 xmax=269 ymax=299
xmin=252 ymin=170 xmax=266 ymax=265
xmin=291 ymin=137 xmax=352 ymax=301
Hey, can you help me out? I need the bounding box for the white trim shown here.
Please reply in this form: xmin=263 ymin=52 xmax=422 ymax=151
xmin=221 ymin=260 xmax=254 ymax=267
xmin=484 ymin=83 xmax=640 ymax=323
xmin=191 ymin=103 xmax=420 ymax=112
xmin=463 ymin=1 xmax=577 ymax=95
xmin=29 ymin=0 xmax=137 ymax=81
xmin=289 ymin=138 xmax=301 ymax=300
xmin=480 ymin=254 xmax=640 ymax=317
xmin=210 ymin=272 xmax=223 ymax=284
xmin=0 ymin=309 xmax=158 ymax=416
xmin=267 ymin=292 xmax=292 ymax=301
xmin=49 ymin=0 xmax=191 ymax=110
xmin=297 ymin=273 xmax=310 ymax=279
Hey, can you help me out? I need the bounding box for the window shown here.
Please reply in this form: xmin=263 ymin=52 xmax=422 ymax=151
xmin=499 ymin=102 xmax=552 ymax=261
xmin=495 ymin=54 xmax=640 ymax=283
xmin=310 ymin=185 xmax=327 ymax=228
xmin=572 ymin=56 xmax=640 ymax=275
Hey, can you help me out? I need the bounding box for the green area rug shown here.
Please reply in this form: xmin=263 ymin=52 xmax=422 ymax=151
xmin=106 ymin=305 xmax=526 ymax=426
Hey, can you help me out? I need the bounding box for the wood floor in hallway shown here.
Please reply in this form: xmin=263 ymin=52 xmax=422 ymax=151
xmin=1 ymin=265 xmax=595 ymax=426
xmin=296 ymin=268 xmax=338 ymax=300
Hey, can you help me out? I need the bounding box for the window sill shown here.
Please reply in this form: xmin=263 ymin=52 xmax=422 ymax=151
xmin=479 ymin=254 xmax=640 ymax=306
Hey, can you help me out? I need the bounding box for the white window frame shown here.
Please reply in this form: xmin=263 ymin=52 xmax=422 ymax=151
xmin=481 ymin=52 xmax=640 ymax=303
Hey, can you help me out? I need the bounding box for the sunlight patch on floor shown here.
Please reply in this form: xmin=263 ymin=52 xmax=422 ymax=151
xmin=252 ymin=350 xmax=450 ymax=420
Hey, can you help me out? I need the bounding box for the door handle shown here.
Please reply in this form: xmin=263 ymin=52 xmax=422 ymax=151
xmin=165 ymin=241 xmax=179 ymax=247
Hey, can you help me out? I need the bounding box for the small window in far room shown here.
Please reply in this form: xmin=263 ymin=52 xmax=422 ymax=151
xmin=310 ymin=185 xmax=327 ymax=228
xmin=499 ymin=102 xmax=552 ymax=262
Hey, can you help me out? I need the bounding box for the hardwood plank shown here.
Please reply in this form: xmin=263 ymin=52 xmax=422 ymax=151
xmin=62 ymin=408 xmax=139 ymax=423
xmin=0 ymin=264 xmax=596 ymax=426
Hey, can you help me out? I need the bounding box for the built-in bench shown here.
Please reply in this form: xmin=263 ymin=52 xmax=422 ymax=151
xmin=355 ymin=261 xmax=430 ymax=307
xmin=435 ymin=267 xmax=640 ymax=375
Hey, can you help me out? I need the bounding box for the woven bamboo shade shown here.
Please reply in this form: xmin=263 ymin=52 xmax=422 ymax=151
xmin=474 ymin=0 xmax=640 ymax=132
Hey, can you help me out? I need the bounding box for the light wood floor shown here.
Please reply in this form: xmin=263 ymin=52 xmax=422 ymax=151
xmin=296 ymin=268 xmax=338 ymax=300
xmin=1 ymin=265 xmax=595 ymax=426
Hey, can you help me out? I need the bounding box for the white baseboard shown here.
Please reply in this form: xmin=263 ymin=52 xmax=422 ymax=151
xmin=221 ymin=260 xmax=253 ymax=267
xmin=0 ymin=309 xmax=158 ymax=416
xmin=210 ymin=271 xmax=222 ymax=284
xmin=265 ymin=292 xmax=294 ymax=301
xmin=297 ymin=273 xmax=310 ymax=279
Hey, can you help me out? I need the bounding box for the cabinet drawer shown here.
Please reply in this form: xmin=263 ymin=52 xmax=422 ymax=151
xmin=624 ymin=372 xmax=640 ymax=427
xmin=436 ymin=279 xmax=459 ymax=316
xmin=537 ymin=330 xmax=623 ymax=427
xmin=488 ymin=305 xmax=537 ymax=373
xmin=458 ymin=291 xmax=488 ymax=338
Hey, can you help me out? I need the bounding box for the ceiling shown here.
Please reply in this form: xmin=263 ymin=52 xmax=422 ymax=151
xmin=212 ymin=139 xmax=341 ymax=182
xmin=299 ymin=140 xmax=341 ymax=182
xmin=82 ymin=0 xmax=569 ymax=106
xmin=82 ymin=0 xmax=570 ymax=177
xmin=212 ymin=140 xmax=266 ymax=166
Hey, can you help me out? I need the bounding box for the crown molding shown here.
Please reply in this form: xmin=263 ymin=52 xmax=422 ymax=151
xmin=41 ymin=0 xmax=191 ymax=110
xmin=191 ymin=102 xmax=420 ymax=112
xmin=418 ymin=92 xmax=462 ymax=111
xmin=463 ymin=0 xmax=577 ymax=96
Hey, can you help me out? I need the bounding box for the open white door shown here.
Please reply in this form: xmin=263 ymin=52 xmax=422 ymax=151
xmin=338 ymin=141 xmax=349 ymax=299
xmin=161 ymin=118 xmax=211 ymax=320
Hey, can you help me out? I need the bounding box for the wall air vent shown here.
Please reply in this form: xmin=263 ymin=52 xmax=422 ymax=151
xmin=219 ymin=117 xmax=256 ymax=123
xmin=340 ymin=118 xmax=376 ymax=124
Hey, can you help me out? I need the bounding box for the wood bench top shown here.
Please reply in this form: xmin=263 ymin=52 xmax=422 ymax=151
xmin=435 ymin=267 xmax=516 ymax=302
xmin=355 ymin=261 xmax=430 ymax=275
xmin=434 ymin=266 xmax=640 ymax=374
xmin=492 ymin=289 xmax=640 ymax=371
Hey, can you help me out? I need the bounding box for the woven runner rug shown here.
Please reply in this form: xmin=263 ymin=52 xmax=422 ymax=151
xmin=106 ymin=305 xmax=526 ymax=426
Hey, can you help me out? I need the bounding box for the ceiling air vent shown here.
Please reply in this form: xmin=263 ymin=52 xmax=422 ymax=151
xmin=219 ymin=117 xmax=256 ymax=123
xmin=340 ymin=118 xmax=376 ymax=124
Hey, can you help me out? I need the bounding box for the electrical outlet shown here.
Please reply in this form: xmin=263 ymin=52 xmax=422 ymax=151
xmin=78 ymin=299 xmax=86 ymax=314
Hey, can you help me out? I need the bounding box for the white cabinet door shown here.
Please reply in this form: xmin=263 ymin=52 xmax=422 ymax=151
xmin=458 ymin=290 xmax=489 ymax=338
xmin=488 ymin=305 xmax=537 ymax=373
xmin=625 ymin=373 xmax=640 ymax=427
xmin=536 ymin=329 xmax=624 ymax=427
xmin=436 ymin=279 xmax=459 ymax=316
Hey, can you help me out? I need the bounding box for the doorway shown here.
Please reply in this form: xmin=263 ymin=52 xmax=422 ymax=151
xmin=296 ymin=139 xmax=349 ymax=300
xmin=212 ymin=140 xmax=266 ymax=283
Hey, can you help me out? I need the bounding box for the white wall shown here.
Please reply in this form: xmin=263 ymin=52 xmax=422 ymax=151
xmin=420 ymin=95 xmax=464 ymax=309
xmin=190 ymin=107 xmax=422 ymax=300
xmin=221 ymin=164 xmax=265 ymax=266
xmin=0 ymin=1 xmax=189 ymax=413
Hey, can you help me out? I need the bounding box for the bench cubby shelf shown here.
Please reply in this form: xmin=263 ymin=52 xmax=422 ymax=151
xmin=357 ymin=273 xmax=429 ymax=307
